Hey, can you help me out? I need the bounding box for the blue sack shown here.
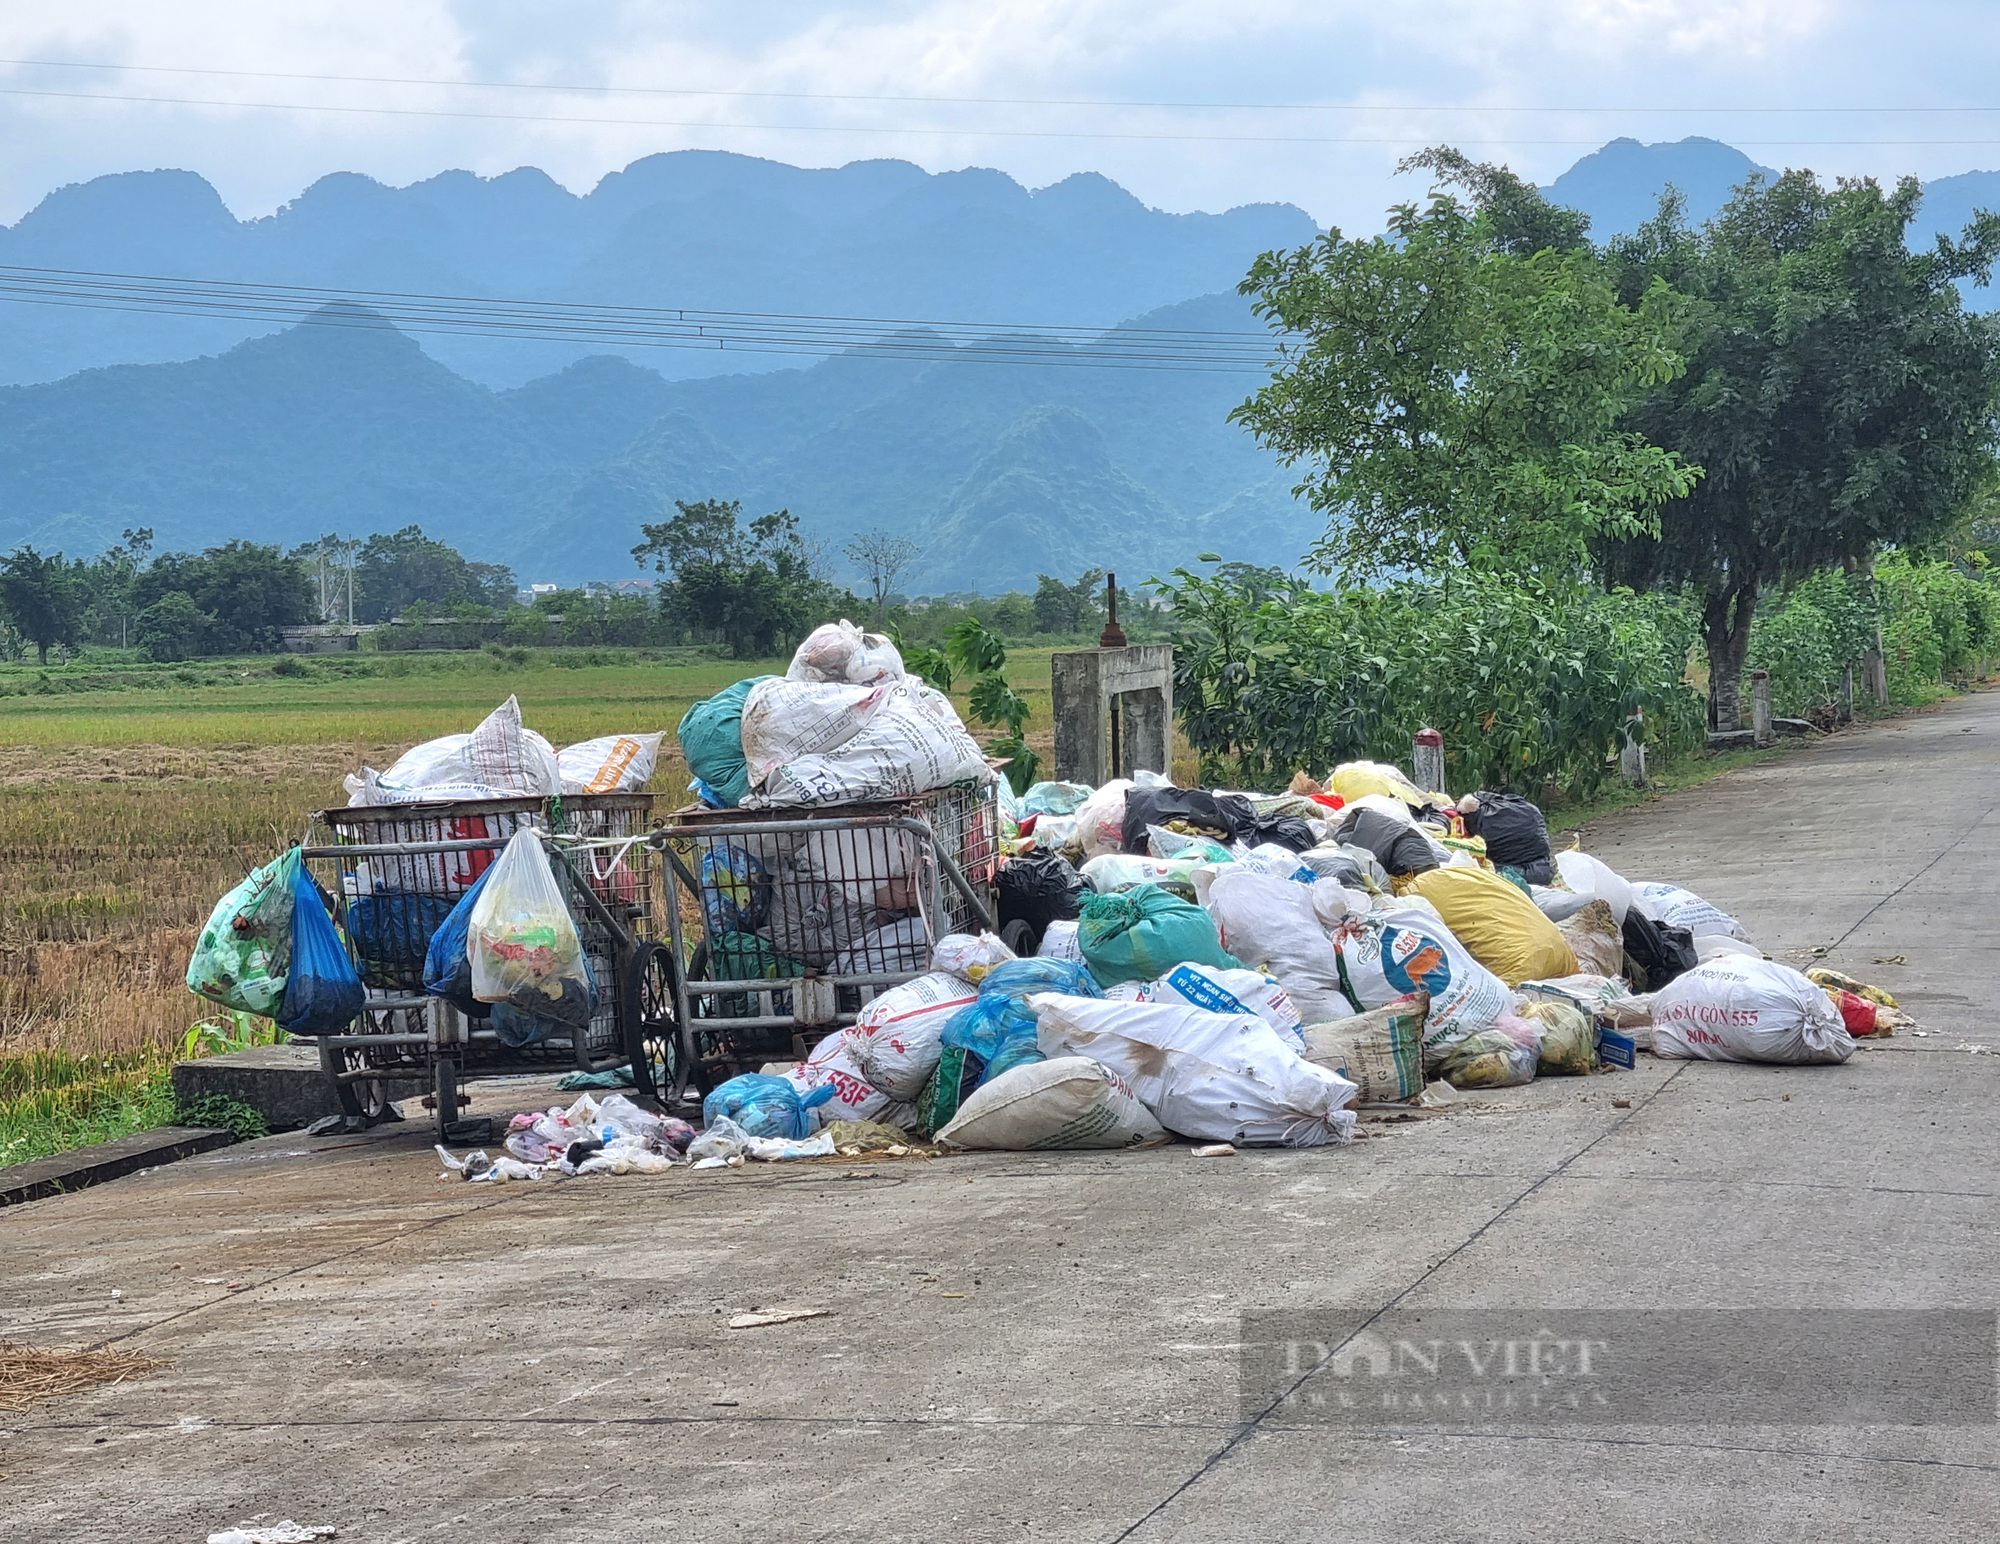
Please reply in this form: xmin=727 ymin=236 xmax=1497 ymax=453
xmin=423 ymin=866 xmax=494 ymax=1016
xmin=702 ymin=1073 xmax=834 ymax=1140
xmin=941 ymin=958 xmax=1102 ymax=1086
xmin=699 ymin=845 xmax=769 ymax=935
xmin=277 ymin=863 xmax=367 ymax=1036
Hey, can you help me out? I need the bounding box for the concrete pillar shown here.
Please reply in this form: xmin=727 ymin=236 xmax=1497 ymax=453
xmin=1751 ymin=669 xmax=1774 ymax=747
xmin=1051 ymin=645 xmax=1175 ymax=785
xmin=1411 ymin=728 xmax=1446 ymax=796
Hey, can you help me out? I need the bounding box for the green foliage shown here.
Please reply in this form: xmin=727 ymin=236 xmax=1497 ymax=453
xmin=1233 ymin=175 xmax=1696 ymax=582
xmin=134 ymin=591 xmax=206 ymax=663
xmin=0 ymin=544 xmax=84 ymax=664
xmin=1875 ymin=552 xmax=2000 ymax=701
xmin=0 ymin=1050 xmax=177 ymax=1168
xmin=173 ymin=1092 xmax=270 ymax=1141
xmin=634 ymin=498 xmax=857 ymax=659
xmin=1603 ymin=170 xmax=2000 ymax=725
xmin=942 ymin=618 xmax=1040 ymax=792
xmin=945 ymin=617 xmax=1009 ymax=677
xmin=1746 ymin=570 xmax=1879 ymax=717
xmin=351 ymin=525 xmax=516 ymax=621
xmin=1032 ymin=570 xmax=1105 ymax=634
xmin=1157 ymin=561 xmax=1703 ymax=803
xmin=130 ymin=540 xmax=317 ymax=656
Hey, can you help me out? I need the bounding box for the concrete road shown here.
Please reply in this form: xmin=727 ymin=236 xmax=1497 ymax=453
xmin=4 ymin=693 xmax=1997 ymax=1543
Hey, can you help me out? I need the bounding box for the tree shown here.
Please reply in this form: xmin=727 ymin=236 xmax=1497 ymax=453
xmin=0 ymin=545 xmax=82 ymax=664
xmin=76 ymin=527 xmax=153 ymax=648
xmin=1602 ymin=172 xmax=2000 ymax=728
xmin=132 ymin=541 xmax=315 ymax=655
xmin=843 ymin=529 xmax=922 ymax=623
xmin=1232 ymin=169 xmax=1697 ymax=581
xmin=134 ymin=590 xmax=206 ymax=662
xmin=634 ymin=499 xmax=855 ymax=658
xmin=1032 ymin=570 xmax=1105 ymax=635
xmin=351 ymin=525 xmax=515 ymax=621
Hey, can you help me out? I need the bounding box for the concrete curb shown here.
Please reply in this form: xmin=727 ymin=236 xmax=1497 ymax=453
xmin=0 ymin=1125 xmax=237 ymax=1207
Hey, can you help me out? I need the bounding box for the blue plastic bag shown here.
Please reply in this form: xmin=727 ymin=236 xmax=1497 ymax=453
xmin=699 ymin=845 xmax=769 ymax=935
xmin=702 ymin=1073 xmax=835 ymax=1140
xmin=277 ymin=863 xmax=367 ymax=1036
xmin=423 ymin=866 xmax=494 ymax=1016
xmin=941 ymin=958 xmax=1102 ymax=1086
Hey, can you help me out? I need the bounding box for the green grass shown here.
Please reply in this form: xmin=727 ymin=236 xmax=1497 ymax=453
xmin=0 ymin=1049 xmax=177 ymax=1169
xmin=0 ymin=646 xmax=1059 ymax=752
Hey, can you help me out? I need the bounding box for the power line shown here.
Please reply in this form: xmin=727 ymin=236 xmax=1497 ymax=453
xmin=8 ymin=82 xmax=2000 ymax=149
xmin=1 ymin=55 xmax=1996 ymax=116
xmin=0 ymin=264 xmax=1285 ymax=373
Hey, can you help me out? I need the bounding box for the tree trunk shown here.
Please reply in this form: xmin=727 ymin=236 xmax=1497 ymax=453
xmin=35 ymin=640 xmax=48 ymax=666
xmin=1704 ymin=578 xmax=1759 ymax=733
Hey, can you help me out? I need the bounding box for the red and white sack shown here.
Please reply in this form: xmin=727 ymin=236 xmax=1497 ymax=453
xmin=843 ymin=972 xmax=979 ymax=1100
xmin=1650 ymin=957 xmax=1856 ymax=1065
xmin=785 ymin=1031 xmax=898 ymax=1127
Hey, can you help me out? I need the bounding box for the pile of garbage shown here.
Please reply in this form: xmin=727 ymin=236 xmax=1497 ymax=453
xmin=345 ymin=695 xmax=662 ymax=804
xmin=670 ymin=755 xmax=1903 ymax=1163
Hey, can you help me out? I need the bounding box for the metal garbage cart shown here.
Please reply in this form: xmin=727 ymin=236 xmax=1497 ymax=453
xmin=301 ymin=791 xmax=667 ymax=1140
xmin=638 ymin=783 xmax=1001 ymax=1106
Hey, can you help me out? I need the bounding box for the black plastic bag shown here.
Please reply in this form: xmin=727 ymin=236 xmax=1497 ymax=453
xmin=1621 ymin=910 xmax=1698 ymax=992
xmin=1247 ymin=814 xmax=1317 ymax=853
xmin=998 ymin=851 xmax=1087 ymax=939
xmin=1119 ymin=787 xmax=1254 ymax=854
xmin=1464 ymin=791 xmax=1553 ymax=883
xmin=1334 ymin=806 xmax=1440 ymax=877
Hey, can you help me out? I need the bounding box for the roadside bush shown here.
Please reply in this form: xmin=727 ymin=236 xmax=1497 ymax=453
xmin=1158 ymin=563 xmax=1703 ymax=801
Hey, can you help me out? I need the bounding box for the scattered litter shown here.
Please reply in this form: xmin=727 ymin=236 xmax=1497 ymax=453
xmin=1872 ymin=955 xmax=1908 ymax=966
xmin=207 ymin=1522 xmax=338 ymax=1544
xmin=1611 ymin=1096 xmax=1633 ymax=1109
xmin=728 ymin=1309 xmax=831 ymax=1330
xmin=1191 ymin=1143 xmax=1237 ymax=1157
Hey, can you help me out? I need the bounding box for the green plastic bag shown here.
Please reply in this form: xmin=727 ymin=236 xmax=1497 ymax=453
xmin=186 ymin=849 xmax=299 ymax=1017
xmin=1077 ymin=884 xmax=1242 ymax=987
xmin=677 ymin=676 xmax=775 ymax=808
xmin=919 ymin=1044 xmax=985 ymax=1138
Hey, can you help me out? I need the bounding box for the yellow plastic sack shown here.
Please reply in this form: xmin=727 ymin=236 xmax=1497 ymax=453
xmin=1397 ymin=865 xmax=1577 ymax=987
xmin=1329 ymin=760 xmax=1429 ymax=809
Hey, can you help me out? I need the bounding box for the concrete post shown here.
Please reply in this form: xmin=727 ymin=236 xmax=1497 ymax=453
xmin=1411 ymin=728 xmax=1446 ymax=796
xmin=1050 ymin=645 xmax=1175 ymax=785
xmin=1840 ymin=664 xmax=1855 ymax=725
xmin=1751 ymin=670 xmax=1774 ymax=748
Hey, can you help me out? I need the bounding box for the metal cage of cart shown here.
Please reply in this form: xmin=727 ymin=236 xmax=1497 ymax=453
xmin=300 ymin=792 xmax=667 ymax=1140
xmin=639 ymin=783 xmax=1000 ymax=1104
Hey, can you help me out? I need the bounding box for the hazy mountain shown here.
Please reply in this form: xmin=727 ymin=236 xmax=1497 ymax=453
xmin=1542 ymin=137 xmax=1774 ymax=239
xmin=0 ymin=151 xmax=1319 ymax=389
xmin=0 ymin=293 xmax=1320 ymax=592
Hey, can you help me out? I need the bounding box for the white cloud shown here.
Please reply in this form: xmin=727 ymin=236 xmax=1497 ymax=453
xmin=0 ymin=0 xmax=1987 ymax=233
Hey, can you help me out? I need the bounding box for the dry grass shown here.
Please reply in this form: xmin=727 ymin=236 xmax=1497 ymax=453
xmin=0 ymin=768 xmax=348 ymax=1058
xmin=0 ymin=1341 xmax=165 ymax=1412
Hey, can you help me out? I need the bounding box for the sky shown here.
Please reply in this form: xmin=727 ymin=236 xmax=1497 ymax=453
xmin=3 ymin=1 xmax=2000 ymax=229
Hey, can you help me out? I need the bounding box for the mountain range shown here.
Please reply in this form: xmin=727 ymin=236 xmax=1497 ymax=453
xmin=3 ymin=141 xmax=1999 ymax=592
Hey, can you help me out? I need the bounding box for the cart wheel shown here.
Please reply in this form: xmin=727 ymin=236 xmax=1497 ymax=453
xmin=999 ymin=919 xmax=1039 ymax=957
xmin=628 ymin=941 xmax=690 ymax=1105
